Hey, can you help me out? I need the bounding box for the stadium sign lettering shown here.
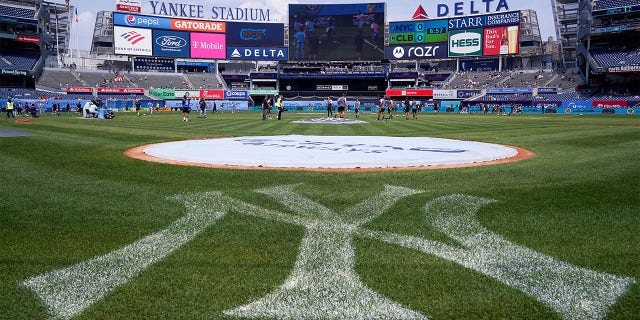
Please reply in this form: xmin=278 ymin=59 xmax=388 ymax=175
xmin=448 ymin=11 xmax=520 ymax=30
xmin=148 ymin=1 xmax=271 ymax=22
xmin=172 ymin=20 xmax=225 ymax=32
xmin=227 ymin=47 xmax=289 ymax=61
xmin=437 ymin=0 xmax=510 ymax=17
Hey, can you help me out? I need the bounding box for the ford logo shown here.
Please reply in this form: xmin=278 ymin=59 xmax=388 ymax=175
xmin=155 ymin=36 xmax=187 ymax=49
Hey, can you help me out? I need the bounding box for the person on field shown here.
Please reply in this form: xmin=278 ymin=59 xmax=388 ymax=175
xmin=403 ymin=98 xmax=411 ymax=120
xmin=262 ymin=95 xmax=270 ymax=120
xmin=326 ymin=96 xmax=334 ymax=118
xmin=354 ymin=98 xmax=361 ymax=118
xmin=181 ymin=95 xmax=191 ymax=122
xmin=135 ymin=100 xmax=141 ymax=117
xmin=337 ymin=93 xmax=347 ymax=118
xmin=199 ymin=97 xmax=207 ymax=118
xmin=276 ymin=95 xmax=284 ymax=120
xmin=5 ymin=98 xmax=14 ymax=121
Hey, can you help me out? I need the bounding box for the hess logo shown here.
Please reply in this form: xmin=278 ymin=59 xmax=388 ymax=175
xmin=450 ymin=32 xmax=481 ymax=54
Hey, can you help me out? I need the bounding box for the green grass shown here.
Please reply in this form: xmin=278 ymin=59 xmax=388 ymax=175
xmin=1 ymin=111 xmax=639 ymax=319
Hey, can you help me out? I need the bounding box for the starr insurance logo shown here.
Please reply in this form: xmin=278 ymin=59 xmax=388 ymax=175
xmin=121 ymin=31 xmax=146 ymax=45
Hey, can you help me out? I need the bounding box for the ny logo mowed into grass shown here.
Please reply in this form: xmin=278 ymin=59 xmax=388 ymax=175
xmin=23 ymin=185 xmax=635 ymax=319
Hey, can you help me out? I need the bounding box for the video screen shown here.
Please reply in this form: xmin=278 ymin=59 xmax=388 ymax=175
xmin=288 ymin=3 xmax=386 ymax=61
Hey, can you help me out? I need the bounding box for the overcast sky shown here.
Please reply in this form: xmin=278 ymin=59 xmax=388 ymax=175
xmin=69 ymin=0 xmax=556 ymax=51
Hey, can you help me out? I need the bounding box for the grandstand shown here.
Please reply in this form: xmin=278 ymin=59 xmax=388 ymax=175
xmin=1 ymin=1 xmax=638 ymax=115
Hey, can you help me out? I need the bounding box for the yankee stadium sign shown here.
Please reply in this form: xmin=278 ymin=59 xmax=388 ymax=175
xmin=118 ymin=1 xmax=272 ymax=22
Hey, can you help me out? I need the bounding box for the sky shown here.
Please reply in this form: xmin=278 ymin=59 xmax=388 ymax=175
xmin=69 ymin=0 xmax=557 ymax=52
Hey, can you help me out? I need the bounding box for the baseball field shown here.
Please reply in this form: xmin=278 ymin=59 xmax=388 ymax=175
xmin=1 ymin=111 xmax=638 ymax=319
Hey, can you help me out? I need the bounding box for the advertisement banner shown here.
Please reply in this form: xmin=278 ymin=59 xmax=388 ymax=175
xmin=486 ymin=88 xmax=533 ymax=94
xmin=386 ymin=89 xmax=433 ymax=97
xmin=448 ymin=29 xmax=482 ymax=57
xmin=16 ymin=35 xmax=40 ymax=43
xmin=433 ymin=90 xmax=458 ymax=100
xmin=149 ymin=89 xmax=176 ymax=99
xmin=114 ymin=26 xmax=153 ymax=56
xmin=175 ymin=90 xmax=201 ymax=98
xmin=171 ymin=19 xmax=225 ymax=33
xmin=388 ymin=19 xmax=448 ymax=45
xmin=152 ymin=29 xmax=190 ymax=58
xmin=97 ymin=88 xmax=145 ymax=94
xmin=561 ymin=101 xmax=592 ymax=108
xmin=457 ymin=89 xmax=480 ymax=99
xmin=116 ymin=0 xmax=141 ymax=13
xmin=67 ymin=87 xmax=93 ymax=93
xmin=226 ymin=22 xmax=285 ymax=47
xmin=200 ymin=90 xmax=224 ymax=99
xmin=227 ymin=47 xmax=289 ymax=60
xmin=538 ymin=88 xmax=559 ymax=94
xmin=448 ymin=11 xmax=521 ymax=30
xmin=190 ymin=32 xmax=226 ymax=59
xmin=385 ymin=43 xmax=448 ymax=60
xmin=592 ymin=100 xmax=628 ymax=108
xmin=113 ymin=12 xmax=172 ymax=29
xmin=225 ymin=90 xmax=248 ymax=100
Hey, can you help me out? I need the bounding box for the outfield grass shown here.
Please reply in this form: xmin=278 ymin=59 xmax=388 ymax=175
xmin=1 ymin=111 xmax=638 ymax=319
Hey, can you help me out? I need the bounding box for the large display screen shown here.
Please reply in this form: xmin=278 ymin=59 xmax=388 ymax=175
xmin=288 ymin=3 xmax=386 ymax=60
xmin=386 ymin=10 xmax=521 ymax=60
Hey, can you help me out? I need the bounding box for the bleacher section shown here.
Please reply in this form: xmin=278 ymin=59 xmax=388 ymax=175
xmin=185 ymin=73 xmax=223 ymax=90
xmin=0 ymin=53 xmax=39 ymax=70
xmin=593 ymin=0 xmax=639 ymax=10
xmin=37 ymin=69 xmax=82 ymax=91
xmin=590 ymin=47 xmax=640 ymax=69
xmin=0 ymin=4 xmax=36 ymax=19
xmin=127 ymin=72 xmax=190 ymax=89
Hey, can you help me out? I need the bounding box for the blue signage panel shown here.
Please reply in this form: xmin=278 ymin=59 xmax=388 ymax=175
xmin=385 ymin=43 xmax=448 ymax=59
xmin=226 ymin=22 xmax=285 ymax=47
xmin=457 ymin=89 xmax=481 ymax=99
xmin=486 ymin=88 xmax=533 ymax=94
xmin=152 ymin=30 xmax=190 ymax=58
xmin=448 ymin=11 xmax=520 ymax=30
xmin=224 ymin=90 xmax=249 ymax=100
xmin=226 ymin=47 xmax=289 ymax=60
xmin=113 ymin=12 xmax=172 ymax=30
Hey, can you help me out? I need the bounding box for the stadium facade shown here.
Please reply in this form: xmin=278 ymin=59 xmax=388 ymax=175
xmin=1 ymin=0 xmax=639 ymax=113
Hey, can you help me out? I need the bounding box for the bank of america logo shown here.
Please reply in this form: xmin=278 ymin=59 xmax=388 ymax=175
xmin=121 ymin=31 xmax=145 ymax=45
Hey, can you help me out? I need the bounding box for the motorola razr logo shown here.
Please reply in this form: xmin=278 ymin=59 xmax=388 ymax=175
xmin=393 ymin=47 xmax=405 ymax=59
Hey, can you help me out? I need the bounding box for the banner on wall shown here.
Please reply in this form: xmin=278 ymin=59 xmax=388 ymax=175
xmin=114 ymin=26 xmax=153 ymax=56
xmin=448 ymin=29 xmax=483 ymax=57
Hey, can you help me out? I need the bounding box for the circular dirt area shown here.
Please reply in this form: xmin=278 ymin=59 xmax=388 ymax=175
xmin=125 ymin=135 xmax=534 ymax=172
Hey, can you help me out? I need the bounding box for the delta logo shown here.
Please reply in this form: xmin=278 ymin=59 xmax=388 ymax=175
xmin=121 ymin=31 xmax=146 ymax=45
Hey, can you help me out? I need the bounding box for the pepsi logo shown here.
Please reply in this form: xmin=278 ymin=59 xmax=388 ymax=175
xmin=126 ymin=15 xmax=136 ymax=25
